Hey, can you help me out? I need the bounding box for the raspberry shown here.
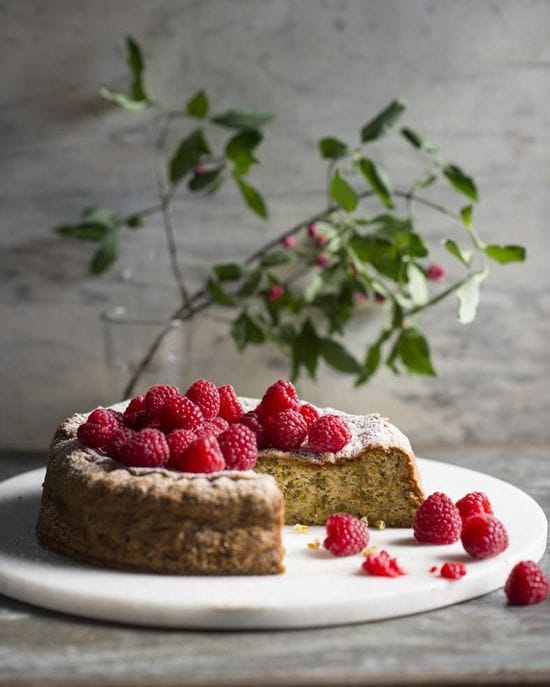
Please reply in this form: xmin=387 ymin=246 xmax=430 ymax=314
xmin=77 ymin=408 xmax=123 ymax=450
xmin=218 ymin=385 xmax=243 ymax=423
xmin=185 ymin=379 xmax=220 ymax=420
xmin=307 ymin=415 xmax=351 ymax=453
xmin=264 ymin=409 xmax=308 ymax=450
xmin=456 ymin=491 xmax=493 ymax=525
xmin=166 ymin=429 xmax=197 ymax=470
xmin=362 ymin=550 xmax=406 ymax=577
xmin=239 ymin=411 xmax=267 ymax=449
xmin=144 ymin=384 xmax=179 ymax=421
xmin=177 ymin=435 xmax=225 ymax=473
xmin=123 ymin=395 xmax=147 ymax=430
xmin=211 ymin=416 xmax=230 ymax=434
xmin=257 ymin=380 xmax=300 ymax=424
xmin=160 ymin=395 xmax=204 ymax=432
xmin=413 ymin=492 xmax=462 ymax=545
xmin=117 ymin=428 xmax=170 ymax=468
xmin=194 ymin=419 xmax=229 ymax=438
xmin=300 ymin=403 xmax=320 ymax=431
xmin=109 ymin=426 xmax=135 ymax=460
xmin=505 ymin=561 xmax=549 ymax=606
xmin=440 ymin=562 xmax=467 ymax=580
xmin=324 ymin=513 xmax=369 ymax=556
xmin=218 ymin=423 xmax=258 ymax=470
xmin=461 ymin=513 xmax=509 ymax=559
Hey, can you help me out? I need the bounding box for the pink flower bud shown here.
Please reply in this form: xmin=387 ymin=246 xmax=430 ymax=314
xmin=316 ymin=252 xmax=329 ymax=268
xmin=281 ymin=235 xmax=296 ymax=249
xmin=316 ymin=234 xmax=329 ymax=247
xmin=426 ymin=264 xmax=446 ymax=283
xmin=267 ymin=284 xmax=285 ymax=301
xmin=354 ymin=291 xmax=366 ymax=304
xmin=307 ymin=223 xmax=318 ymax=238
xmin=194 ymin=164 xmax=206 ymax=175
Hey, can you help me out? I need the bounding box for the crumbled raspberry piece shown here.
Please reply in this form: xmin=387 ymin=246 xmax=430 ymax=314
xmin=324 ymin=513 xmax=369 ymax=556
xmin=362 ymin=550 xmax=406 ymax=577
xmin=123 ymin=395 xmax=147 ymax=430
xmin=505 ymin=561 xmax=549 ymax=605
xmin=185 ymin=379 xmax=220 ymax=420
xmin=143 ymin=384 xmax=179 ymax=421
xmin=428 ymin=565 xmax=439 ymax=574
xmin=166 ymin=429 xmax=197 ymax=470
xmin=218 ymin=385 xmax=243 ymax=423
xmin=307 ymin=415 xmax=351 ymax=453
xmin=117 ymin=428 xmax=170 ymax=468
xmin=218 ymin=423 xmax=257 ymax=470
xmin=413 ymin=492 xmax=462 ymax=545
xmin=256 ymin=379 xmax=300 ymax=424
xmin=160 ymin=395 xmax=204 ymax=432
xmin=77 ymin=408 xmax=123 ymax=450
xmin=264 ymin=409 xmax=308 ymax=451
xmin=239 ymin=411 xmax=267 ymax=449
xmin=300 ymin=403 xmax=320 ymax=431
xmin=177 ymin=435 xmax=225 ymax=473
xmin=461 ymin=513 xmax=509 ymax=559
xmin=440 ymin=562 xmax=467 ymax=580
xmin=456 ymin=491 xmax=493 ymax=525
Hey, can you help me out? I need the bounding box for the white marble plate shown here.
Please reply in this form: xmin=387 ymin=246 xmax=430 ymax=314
xmin=0 ymin=460 xmax=546 ymax=629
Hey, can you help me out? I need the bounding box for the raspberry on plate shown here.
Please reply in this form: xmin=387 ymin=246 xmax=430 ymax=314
xmin=440 ymin=562 xmax=467 ymax=580
xmin=307 ymin=414 xmax=351 ymax=453
xmin=218 ymin=423 xmax=258 ymax=470
xmin=194 ymin=420 xmax=228 ymax=438
xmin=117 ymin=428 xmax=170 ymax=468
xmin=362 ymin=549 xmax=406 ymax=577
xmin=324 ymin=512 xmax=369 ymax=556
xmin=505 ymin=560 xmax=549 ymax=605
xmin=218 ymin=385 xmax=243 ymax=423
xmin=256 ymin=379 xmax=300 ymax=423
xmin=166 ymin=429 xmax=197 ymax=470
xmin=239 ymin=411 xmax=267 ymax=449
xmin=185 ymin=379 xmax=220 ymax=420
xmin=461 ymin=513 xmax=509 ymax=559
xmin=77 ymin=408 xmax=123 ymax=450
xmin=413 ymin=492 xmax=462 ymax=545
xmin=123 ymin=395 xmax=147 ymax=429
xmin=143 ymin=384 xmax=179 ymax=421
xmin=264 ymin=409 xmax=308 ymax=451
xmin=178 ymin=435 xmax=226 ymax=473
xmin=210 ymin=416 xmax=230 ymax=434
xmin=160 ymin=395 xmax=204 ymax=432
xmin=299 ymin=403 xmax=320 ymax=431
xmin=456 ymin=491 xmax=493 ymax=525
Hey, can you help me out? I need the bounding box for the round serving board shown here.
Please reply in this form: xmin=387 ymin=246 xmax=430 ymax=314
xmin=0 ymin=459 xmax=546 ymax=629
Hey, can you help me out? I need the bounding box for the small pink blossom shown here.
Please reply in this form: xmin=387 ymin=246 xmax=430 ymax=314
xmin=426 ymin=264 xmax=446 ymax=283
xmin=354 ymin=291 xmax=366 ymax=304
xmin=316 ymin=234 xmax=329 ymax=247
xmin=281 ymin=235 xmax=296 ymax=249
xmin=316 ymin=252 xmax=329 ymax=268
xmin=267 ymin=284 xmax=285 ymax=301
xmin=307 ymin=223 xmax=318 ymax=238
xmin=194 ymin=164 xmax=207 ymax=175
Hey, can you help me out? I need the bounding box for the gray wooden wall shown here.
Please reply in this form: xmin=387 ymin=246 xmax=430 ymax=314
xmin=1 ymin=0 xmax=549 ymax=451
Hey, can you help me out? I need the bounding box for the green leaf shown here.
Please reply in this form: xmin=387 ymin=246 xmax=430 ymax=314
xmin=292 ymin=319 xmax=320 ymax=380
xmin=318 ymin=137 xmax=349 ymax=160
xmin=358 ymin=157 xmax=394 ymax=209
xmin=169 ymin=129 xmax=211 ymax=185
xmin=304 ymin=272 xmax=325 ymax=303
xmin=55 ymin=224 xmax=110 ymax=241
xmin=211 ymin=109 xmax=274 ymax=129
xmin=231 ymin=311 xmax=265 ymax=351
xmin=237 ymin=269 xmax=262 ymax=297
xmin=443 ymin=239 xmax=472 ymax=267
xmin=397 ymin=328 xmax=436 ymax=376
xmin=350 ymin=235 xmax=401 ymax=281
xmin=186 ymin=90 xmax=209 ymax=118
xmin=207 ymin=279 xmax=235 ymax=306
xmin=225 ymin=129 xmax=263 ymax=175
xmin=214 ymin=263 xmax=247 ymax=281
xmin=460 ymin=205 xmax=473 ymax=228
xmin=233 ymin=173 xmax=268 ymax=219
xmin=356 ymin=329 xmax=393 ymax=385
xmin=99 ymin=88 xmax=149 ymax=111
xmin=260 ymin=250 xmax=295 ymax=268
xmin=126 ymin=214 xmax=144 ymax=228
xmin=188 ymin=168 xmax=223 ymax=191
xmin=400 ymin=127 xmax=439 ymax=153
xmin=82 ymin=205 xmax=118 ymax=229
xmin=443 ymin=165 xmax=479 ymax=202
xmin=456 ymin=270 xmax=488 ymax=324
xmin=90 ymin=233 xmax=118 ymax=274
xmin=361 ymin=99 xmax=407 ymax=143
xmin=484 ymin=244 xmax=526 ymax=264
xmin=415 ymin=172 xmax=438 ymax=189
xmin=406 ymin=263 xmax=429 ymax=305
xmin=320 ymin=338 xmax=361 ymax=374
xmin=330 ymin=169 xmax=358 ymax=212
xmin=126 ymin=36 xmax=149 ymax=103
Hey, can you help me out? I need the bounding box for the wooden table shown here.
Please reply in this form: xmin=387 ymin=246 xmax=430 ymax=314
xmin=1 ymin=448 xmax=549 ymax=687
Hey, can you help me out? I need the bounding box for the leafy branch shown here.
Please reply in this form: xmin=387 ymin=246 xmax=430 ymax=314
xmin=54 ymin=36 xmax=526 ymax=398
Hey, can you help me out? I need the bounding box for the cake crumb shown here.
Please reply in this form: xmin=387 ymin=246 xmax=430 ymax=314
xmin=293 ymin=523 xmax=311 ymax=533
xmin=362 ymin=545 xmax=379 ymax=557
xmin=360 ymin=516 xmax=369 ymax=527
xmin=373 ymin=519 xmax=386 ymax=530
xmin=307 ymin=539 xmax=321 ymax=550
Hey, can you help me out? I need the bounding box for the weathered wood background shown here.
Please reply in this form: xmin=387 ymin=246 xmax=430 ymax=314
xmin=1 ymin=0 xmax=549 ymax=450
